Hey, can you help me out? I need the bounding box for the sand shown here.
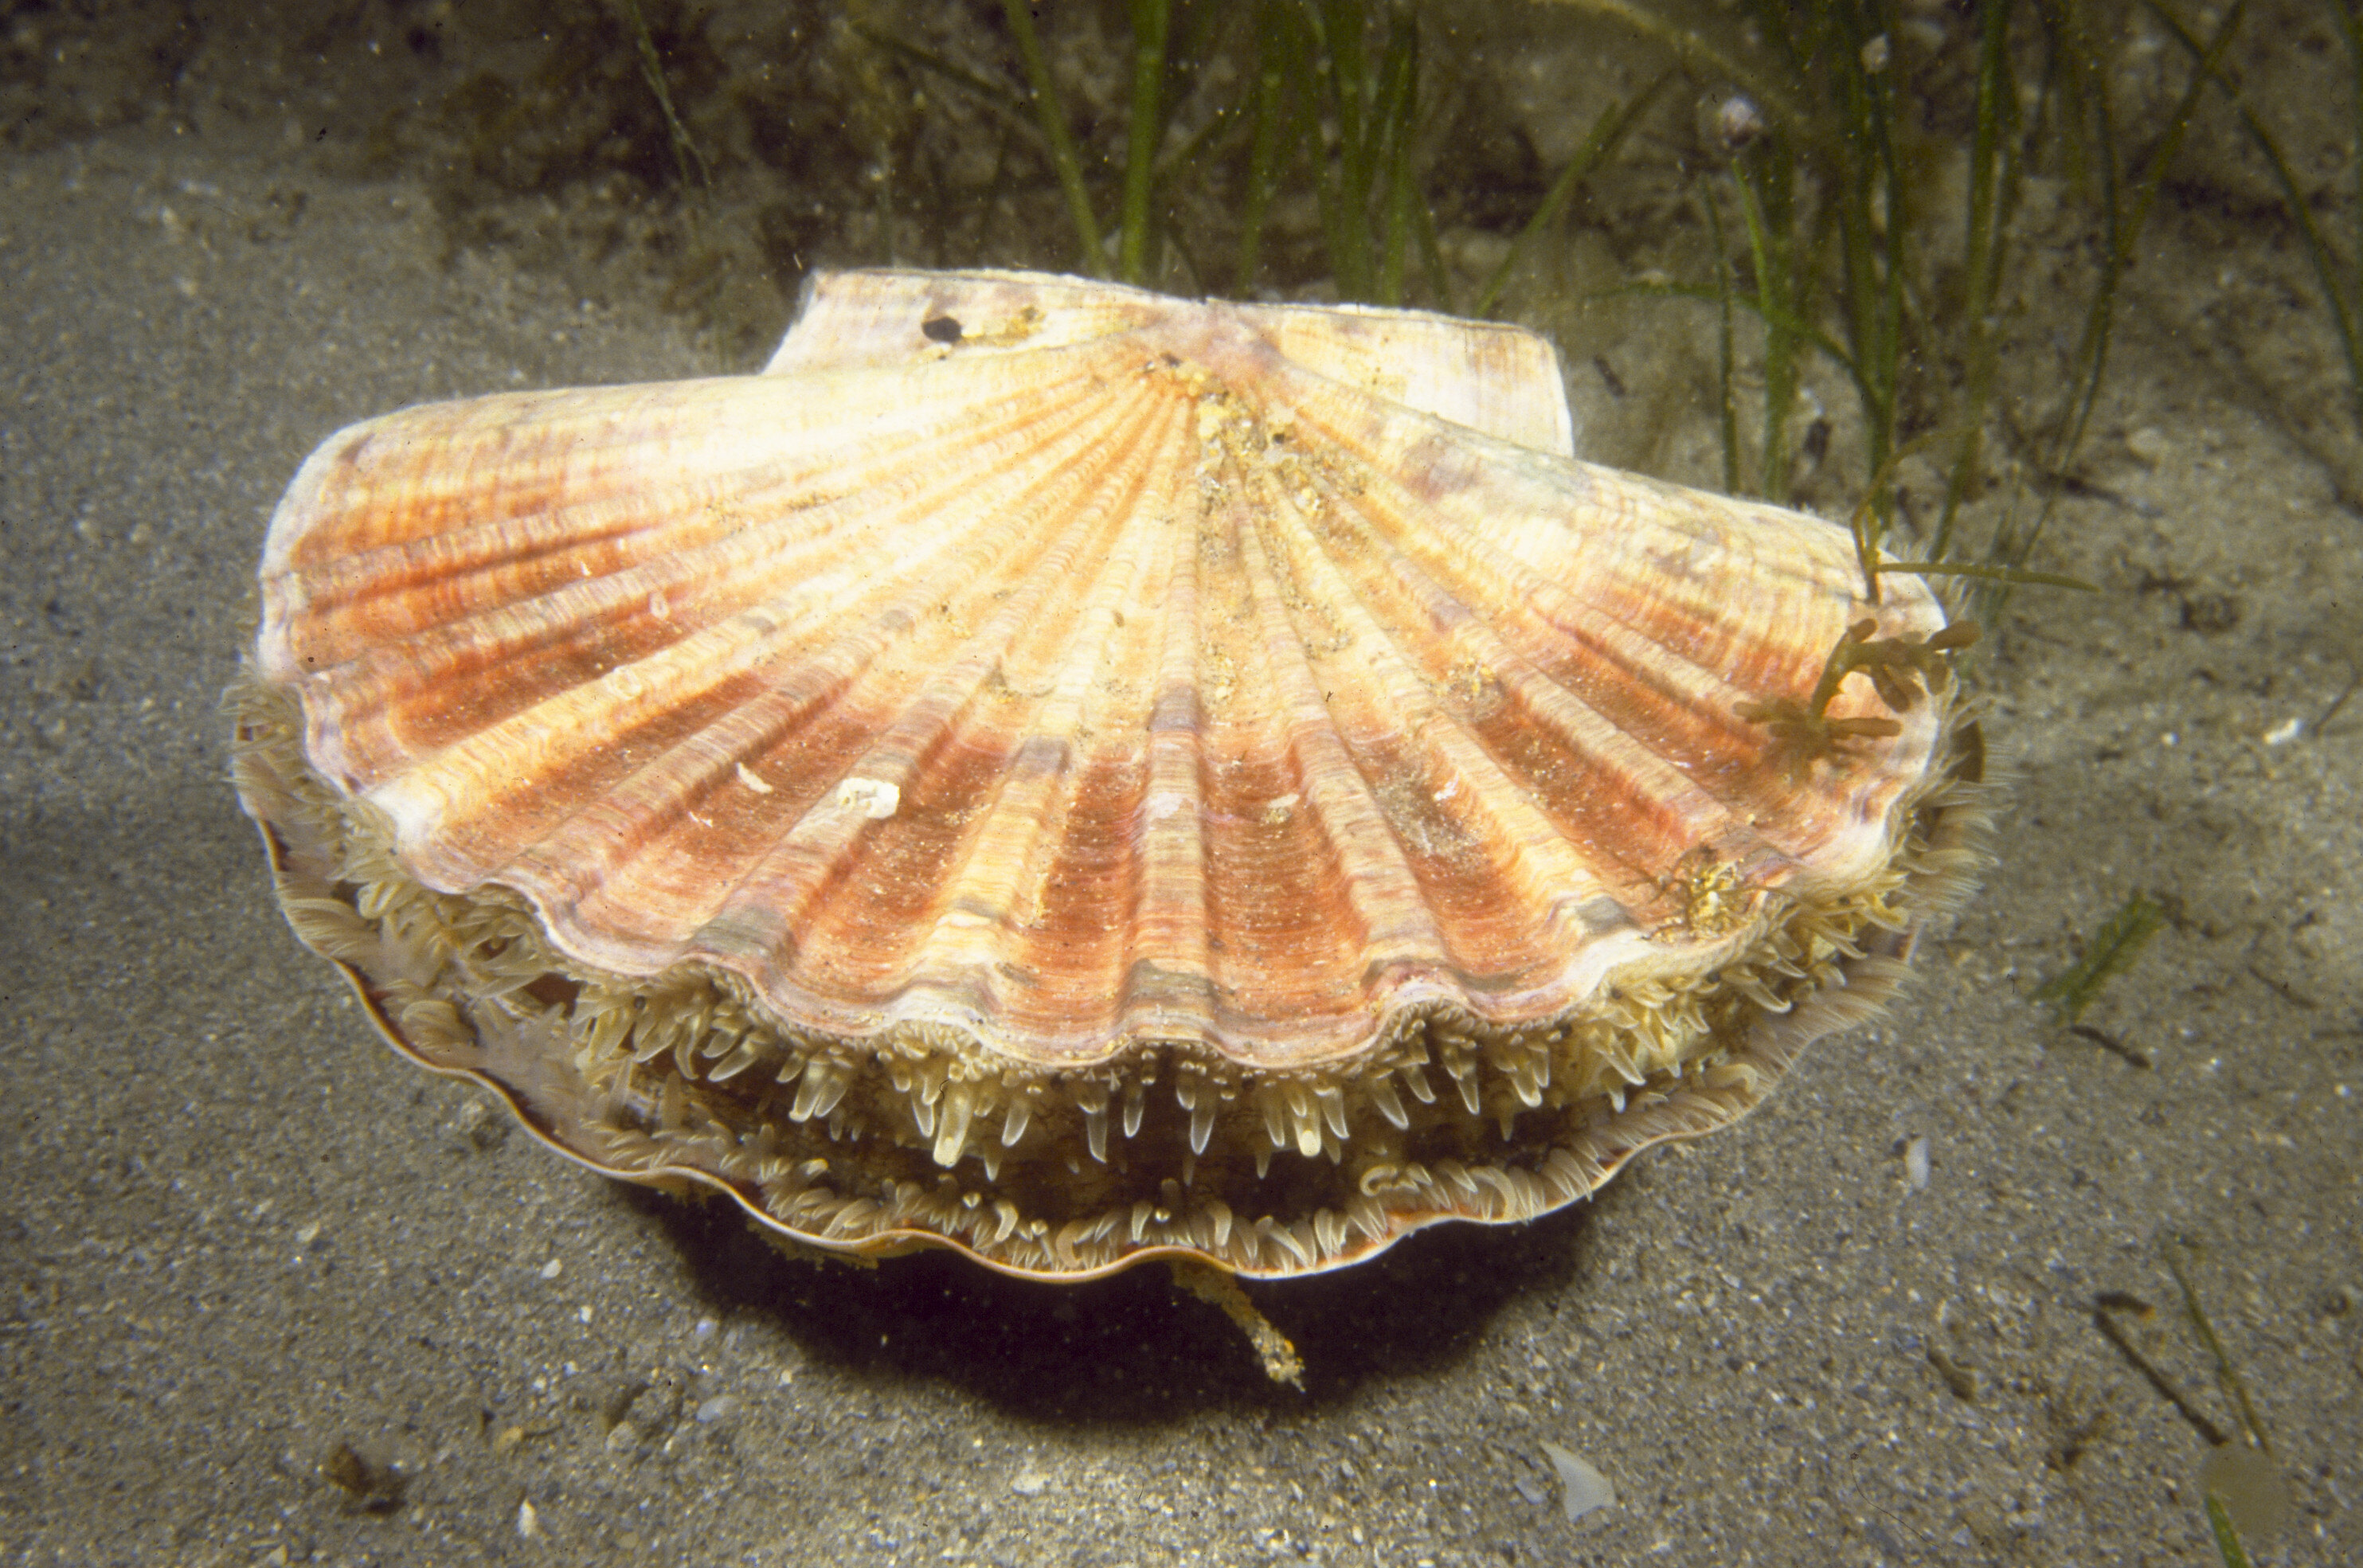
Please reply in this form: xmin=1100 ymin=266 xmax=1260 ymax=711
xmin=3 ymin=10 xmax=2358 ymax=1566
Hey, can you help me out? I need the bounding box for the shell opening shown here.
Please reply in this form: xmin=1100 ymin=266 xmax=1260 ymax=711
xmin=231 ymin=671 xmax=1984 ymax=1280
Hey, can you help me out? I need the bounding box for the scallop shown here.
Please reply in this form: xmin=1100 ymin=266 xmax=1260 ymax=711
xmin=229 ymin=268 xmax=1986 ymax=1285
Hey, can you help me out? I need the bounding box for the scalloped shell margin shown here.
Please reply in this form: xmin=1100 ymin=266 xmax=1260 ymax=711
xmin=230 ymin=269 xmax=1991 ymax=1282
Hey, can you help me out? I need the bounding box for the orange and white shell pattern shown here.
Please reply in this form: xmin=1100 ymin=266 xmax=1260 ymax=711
xmin=230 ymin=270 xmax=1984 ymax=1283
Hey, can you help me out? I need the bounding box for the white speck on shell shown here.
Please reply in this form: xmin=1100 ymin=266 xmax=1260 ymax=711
xmin=834 ymin=776 xmax=901 ymax=819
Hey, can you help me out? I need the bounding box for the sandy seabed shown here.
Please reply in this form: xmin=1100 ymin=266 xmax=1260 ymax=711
xmin=4 ymin=14 xmax=2360 ymax=1567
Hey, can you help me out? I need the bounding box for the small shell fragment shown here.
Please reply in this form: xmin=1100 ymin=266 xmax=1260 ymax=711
xmin=229 ymin=268 xmax=1986 ymax=1285
xmin=1539 ymin=1441 xmax=1617 ymax=1522
xmin=2199 ymin=1442 xmax=2288 ymax=1546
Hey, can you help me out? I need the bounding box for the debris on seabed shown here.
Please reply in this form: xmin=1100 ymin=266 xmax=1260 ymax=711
xmin=1539 ymin=1441 xmax=1616 ymax=1523
xmin=2201 ymin=1441 xmax=2289 ymax=1549
xmin=1927 ymin=1344 xmax=1981 ymax=1402
xmin=320 ymin=1441 xmax=405 ymax=1511
xmin=1169 ymin=1261 xmax=1304 ymax=1388
xmin=1903 ymin=1135 xmax=1931 ymax=1191
xmin=2034 ymin=893 xmax=2165 ymax=1023
xmin=2068 ymin=1022 xmax=2154 ymax=1069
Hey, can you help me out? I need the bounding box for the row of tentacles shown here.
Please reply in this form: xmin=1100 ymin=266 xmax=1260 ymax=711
xmin=233 ymin=671 xmax=1987 ymax=1279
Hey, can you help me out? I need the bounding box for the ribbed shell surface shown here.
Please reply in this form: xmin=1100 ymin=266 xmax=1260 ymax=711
xmin=253 ymin=270 xmax=1948 ymax=1072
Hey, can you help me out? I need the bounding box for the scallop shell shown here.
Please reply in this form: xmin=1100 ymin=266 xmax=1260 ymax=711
xmin=229 ymin=268 xmax=1985 ymax=1283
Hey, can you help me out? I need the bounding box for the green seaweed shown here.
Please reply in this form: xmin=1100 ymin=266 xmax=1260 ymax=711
xmin=1733 ymin=131 xmax=1804 ymax=502
xmin=1236 ymin=4 xmax=1301 ymax=291
xmin=2205 ymin=1496 xmax=2255 ymax=1568
xmin=997 ymin=0 xmax=1106 ymax=276
xmin=1534 ymin=0 xmax=2258 ymax=605
xmin=2032 ymin=893 xmax=2165 ymax=1023
xmin=1121 ymin=0 xmax=1176 ymax=285
xmin=2162 ymin=1236 xmax=2271 ymax=1456
xmin=2092 ymin=1291 xmax=2227 ymax=1447
xmin=1817 ymin=0 xmax=1907 ymax=572
xmin=1933 ymin=0 xmax=2019 ymax=565
xmin=1290 ymin=0 xmax=1433 ymax=304
xmin=840 ymin=0 xmax=2155 ymax=579
xmin=1703 ymin=184 xmax=1743 ymax=495
xmin=2143 ymin=0 xmax=2363 ymax=436
xmin=1736 ymin=617 xmax=1979 ymax=777
xmin=1576 ymin=2 xmax=1936 ymax=586
xmin=957 ymin=0 xmax=1438 ymax=302
xmin=2095 ymin=1238 xmax=2288 ymax=1568
xmin=1538 ymin=0 xmax=1812 ymax=137
xmin=1373 ymin=7 xmax=1420 ymax=306
xmin=511 ymin=0 xmax=2349 ymax=623
xmin=618 ymin=0 xmax=709 ymax=195
xmin=1974 ymin=0 xmax=2249 ymax=626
